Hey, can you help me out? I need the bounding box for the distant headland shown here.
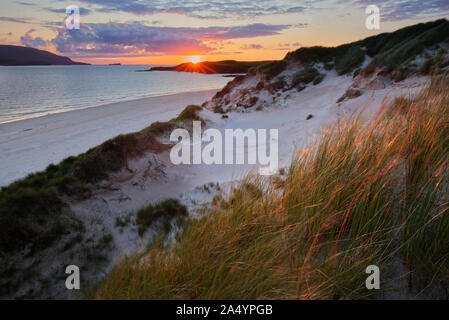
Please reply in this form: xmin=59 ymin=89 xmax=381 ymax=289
xmin=0 ymin=45 xmax=89 ymax=66
xmin=146 ymin=60 xmax=271 ymax=74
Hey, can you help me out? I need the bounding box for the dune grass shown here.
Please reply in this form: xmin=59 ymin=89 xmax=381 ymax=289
xmin=291 ymin=65 xmax=322 ymax=88
xmin=137 ymin=198 xmax=188 ymax=236
xmin=0 ymin=104 xmax=203 ymax=254
xmin=285 ymin=19 xmax=449 ymax=77
xmin=88 ymin=75 xmax=449 ymax=299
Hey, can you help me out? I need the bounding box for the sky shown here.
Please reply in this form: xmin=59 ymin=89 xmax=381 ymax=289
xmin=0 ymin=0 xmax=448 ymax=65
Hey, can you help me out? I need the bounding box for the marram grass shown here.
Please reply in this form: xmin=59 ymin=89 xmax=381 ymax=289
xmin=88 ymin=75 xmax=449 ymax=300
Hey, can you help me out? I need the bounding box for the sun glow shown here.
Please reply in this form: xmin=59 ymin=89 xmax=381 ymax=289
xmin=190 ymin=56 xmax=201 ymax=64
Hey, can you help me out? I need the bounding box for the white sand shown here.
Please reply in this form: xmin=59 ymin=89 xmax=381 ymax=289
xmin=0 ymin=89 xmax=218 ymax=186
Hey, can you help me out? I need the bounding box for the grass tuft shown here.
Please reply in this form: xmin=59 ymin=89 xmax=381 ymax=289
xmin=136 ymin=198 xmax=188 ymax=236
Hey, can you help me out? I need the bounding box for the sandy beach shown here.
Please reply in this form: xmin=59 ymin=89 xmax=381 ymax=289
xmin=0 ymin=89 xmax=218 ymax=186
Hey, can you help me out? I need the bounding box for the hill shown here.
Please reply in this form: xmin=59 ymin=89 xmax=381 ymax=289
xmin=205 ymin=19 xmax=449 ymax=113
xmin=0 ymin=45 xmax=89 ymax=66
xmin=147 ymin=60 xmax=271 ymax=74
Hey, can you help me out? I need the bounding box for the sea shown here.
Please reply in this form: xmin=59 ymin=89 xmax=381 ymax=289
xmin=0 ymin=65 xmax=231 ymax=124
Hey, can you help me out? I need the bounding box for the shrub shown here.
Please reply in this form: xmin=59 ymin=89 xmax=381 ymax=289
xmin=175 ymin=105 xmax=203 ymax=122
xmin=73 ymin=133 xmax=142 ymax=182
xmin=266 ymin=77 xmax=287 ymax=92
xmin=285 ymin=46 xmax=335 ymax=63
xmin=291 ymin=65 xmax=320 ymax=87
xmin=337 ymin=88 xmax=362 ymax=103
xmin=255 ymin=81 xmax=264 ymax=90
xmin=313 ymin=73 xmax=325 ymax=85
xmin=420 ymin=58 xmax=435 ymax=75
xmin=136 ymin=198 xmax=188 ymax=236
xmin=335 ymin=46 xmax=365 ymax=75
xmin=144 ymin=121 xmax=175 ymax=136
xmin=324 ymin=62 xmax=334 ymax=71
xmin=259 ymin=61 xmax=287 ymax=80
xmin=0 ymin=186 xmax=68 ymax=253
xmin=214 ymin=105 xmax=226 ymax=114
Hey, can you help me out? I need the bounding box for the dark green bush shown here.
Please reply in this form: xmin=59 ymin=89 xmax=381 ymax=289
xmin=259 ymin=61 xmax=287 ymax=80
xmin=137 ymin=198 xmax=188 ymax=236
xmin=335 ymin=46 xmax=365 ymax=75
xmin=144 ymin=121 xmax=175 ymax=136
xmin=313 ymin=73 xmax=325 ymax=85
xmin=175 ymin=105 xmax=203 ymax=122
xmin=362 ymin=19 xmax=449 ymax=72
xmin=73 ymin=133 xmax=141 ymax=182
xmin=324 ymin=62 xmax=334 ymax=71
xmin=420 ymin=58 xmax=435 ymax=74
xmin=267 ymin=77 xmax=287 ymax=92
xmin=0 ymin=186 xmax=67 ymax=252
xmin=291 ymin=66 xmax=320 ymax=88
xmin=285 ymin=46 xmax=335 ymax=63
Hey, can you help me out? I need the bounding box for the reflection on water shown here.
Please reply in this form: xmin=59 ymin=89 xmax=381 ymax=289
xmin=0 ymin=65 xmax=230 ymax=124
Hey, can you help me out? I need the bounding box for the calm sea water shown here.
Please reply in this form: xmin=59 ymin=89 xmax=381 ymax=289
xmin=0 ymin=65 xmax=231 ymax=124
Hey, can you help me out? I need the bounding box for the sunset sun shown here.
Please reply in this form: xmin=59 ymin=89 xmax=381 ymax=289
xmin=190 ymin=56 xmax=201 ymax=64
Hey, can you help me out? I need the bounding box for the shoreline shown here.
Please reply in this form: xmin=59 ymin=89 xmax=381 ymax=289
xmin=0 ymin=87 xmax=223 ymax=125
xmin=0 ymin=88 xmax=218 ymax=186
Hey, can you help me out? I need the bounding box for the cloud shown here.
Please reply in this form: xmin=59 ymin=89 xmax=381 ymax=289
xmin=354 ymin=0 xmax=449 ymax=21
xmin=42 ymin=22 xmax=289 ymax=57
xmin=78 ymin=0 xmax=307 ymax=19
xmin=240 ymin=44 xmax=263 ymax=49
xmin=293 ymin=23 xmax=309 ymax=28
xmin=0 ymin=17 xmax=28 ymax=23
xmin=16 ymin=2 xmax=36 ymax=6
xmin=20 ymin=29 xmax=50 ymax=48
xmin=190 ymin=24 xmax=289 ymax=40
xmin=44 ymin=7 xmax=92 ymax=16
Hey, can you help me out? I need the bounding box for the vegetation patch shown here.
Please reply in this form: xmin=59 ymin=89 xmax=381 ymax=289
xmin=337 ymin=87 xmax=362 ymax=103
xmin=266 ymin=77 xmax=287 ymax=93
xmin=285 ymin=46 xmax=335 ymax=64
xmin=363 ymin=19 xmax=449 ymax=73
xmin=285 ymin=19 xmax=449 ymax=78
xmin=258 ymin=61 xmax=287 ymax=80
xmin=335 ymin=46 xmax=365 ymax=75
xmin=313 ymin=73 xmax=325 ymax=85
xmin=136 ymin=198 xmax=188 ymax=236
xmin=291 ymin=65 xmax=321 ymax=88
xmin=174 ymin=104 xmax=203 ymax=122
xmin=0 ymin=186 xmax=65 ymax=253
